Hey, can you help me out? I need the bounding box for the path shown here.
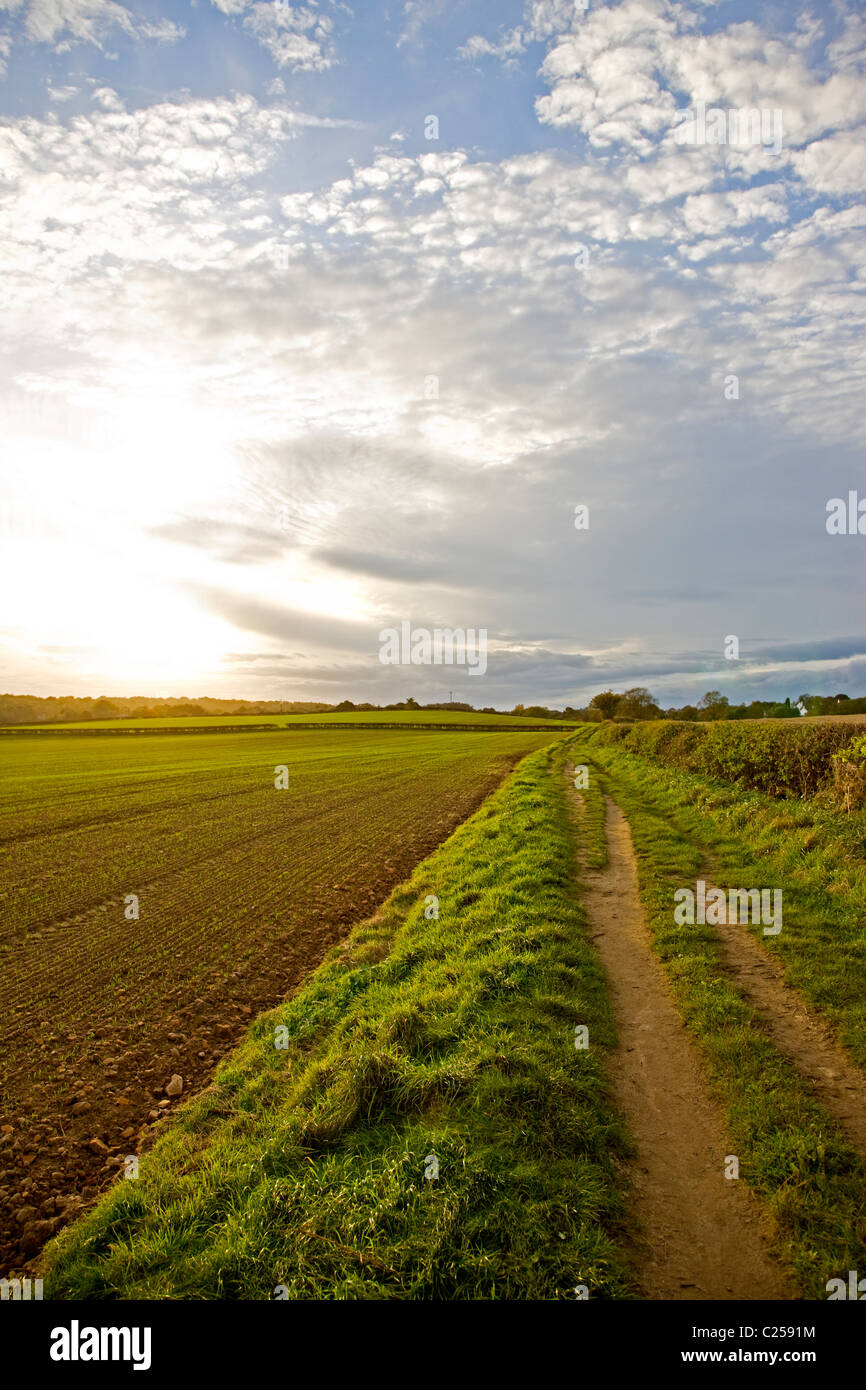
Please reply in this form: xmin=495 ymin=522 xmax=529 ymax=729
xmin=571 ymin=786 xmax=792 ymax=1300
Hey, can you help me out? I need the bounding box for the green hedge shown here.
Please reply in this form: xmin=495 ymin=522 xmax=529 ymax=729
xmin=595 ymin=719 xmax=865 ymax=800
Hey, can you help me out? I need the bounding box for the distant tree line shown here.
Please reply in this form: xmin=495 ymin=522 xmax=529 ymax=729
xmin=0 ymin=695 xmax=333 ymax=725
xmin=575 ymin=689 xmax=866 ymax=722
xmin=2 ymin=688 xmax=865 ymax=727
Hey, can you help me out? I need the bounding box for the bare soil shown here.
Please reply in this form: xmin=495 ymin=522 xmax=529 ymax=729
xmin=0 ymin=764 xmax=517 ymax=1275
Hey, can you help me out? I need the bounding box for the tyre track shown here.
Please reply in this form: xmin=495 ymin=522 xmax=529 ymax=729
xmin=708 ymin=887 xmax=866 ymax=1155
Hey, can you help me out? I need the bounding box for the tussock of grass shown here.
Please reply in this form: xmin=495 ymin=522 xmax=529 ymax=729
xmin=43 ymin=745 xmax=634 ymax=1301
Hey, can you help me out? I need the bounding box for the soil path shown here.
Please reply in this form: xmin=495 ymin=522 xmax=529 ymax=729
xmin=710 ymin=896 xmax=866 ymax=1154
xmin=571 ymin=785 xmax=791 ymax=1300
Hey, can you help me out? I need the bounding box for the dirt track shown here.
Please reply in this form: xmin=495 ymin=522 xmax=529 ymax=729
xmin=572 ymin=788 xmax=792 ymax=1300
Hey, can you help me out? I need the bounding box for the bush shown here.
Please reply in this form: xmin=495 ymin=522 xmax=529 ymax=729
xmin=595 ymin=719 xmax=866 ymax=801
xmin=831 ymin=735 xmax=866 ymax=812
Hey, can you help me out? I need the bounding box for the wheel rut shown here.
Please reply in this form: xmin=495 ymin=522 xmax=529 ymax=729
xmin=708 ymin=893 xmax=866 ymax=1155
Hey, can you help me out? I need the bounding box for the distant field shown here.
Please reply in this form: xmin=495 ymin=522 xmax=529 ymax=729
xmin=782 ymin=713 xmax=866 ymax=724
xmin=5 ymin=710 xmax=578 ymax=732
xmin=0 ymin=725 xmax=555 ymax=1267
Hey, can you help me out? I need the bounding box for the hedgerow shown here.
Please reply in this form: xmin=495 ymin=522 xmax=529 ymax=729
xmin=832 ymin=733 xmax=866 ymax=811
xmin=595 ymin=720 xmax=865 ymax=801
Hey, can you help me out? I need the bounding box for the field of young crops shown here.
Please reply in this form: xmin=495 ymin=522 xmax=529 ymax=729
xmin=6 ymin=710 xmax=577 ymax=732
xmin=0 ymin=724 xmax=553 ymax=1267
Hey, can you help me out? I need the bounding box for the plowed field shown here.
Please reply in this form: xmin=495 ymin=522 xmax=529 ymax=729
xmin=0 ymin=727 xmax=552 ymax=1266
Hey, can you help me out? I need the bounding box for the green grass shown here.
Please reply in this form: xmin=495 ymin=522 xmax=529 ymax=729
xmin=570 ymin=760 xmax=608 ymax=871
xmin=571 ymin=728 xmax=866 ymax=1298
xmin=42 ymin=743 xmax=634 ymax=1300
xmin=7 ymin=710 xmax=580 ymax=732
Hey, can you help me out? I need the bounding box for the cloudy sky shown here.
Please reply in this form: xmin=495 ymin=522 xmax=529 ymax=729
xmin=0 ymin=0 xmax=864 ymax=708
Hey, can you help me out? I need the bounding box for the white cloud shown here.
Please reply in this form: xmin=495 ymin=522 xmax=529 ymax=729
xmin=2 ymin=1 xmax=865 ymax=702
xmin=827 ymin=11 xmax=866 ymax=73
xmin=460 ymin=0 xmax=586 ymax=64
xmin=790 ymin=130 xmax=866 ymax=195
xmin=397 ymin=0 xmax=449 ymax=48
xmin=45 ymin=82 xmax=79 ymax=100
xmin=268 ymin=142 xmax=865 ymax=453
xmin=207 ymin=0 xmax=336 ymax=70
xmin=0 ymin=0 xmax=184 ymax=68
xmin=465 ymin=0 xmax=866 ymax=173
xmin=459 ymin=29 xmax=526 ymax=64
xmin=23 ymin=0 xmax=183 ymax=45
xmin=243 ymin=1 xmax=334 ymax=70
xmin=2 ymin=84 xmax=855 ymax=482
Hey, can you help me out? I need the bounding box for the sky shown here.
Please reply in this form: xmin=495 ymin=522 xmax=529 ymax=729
xmin=0 ymin=0 xmax=864 ymax=709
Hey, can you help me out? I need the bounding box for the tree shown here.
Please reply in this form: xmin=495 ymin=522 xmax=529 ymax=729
xmin=615 ymin=687 xmax=661 ymax=720
xmin=697 ymin=690 xmax=729 ymax=720
xmin=769 ymin=701 xmax=798 ymax=718
xmin=91 ymin=697 xmax=119 ymax=719
xmin=589 ymin=691 xmax=620 ymax=719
